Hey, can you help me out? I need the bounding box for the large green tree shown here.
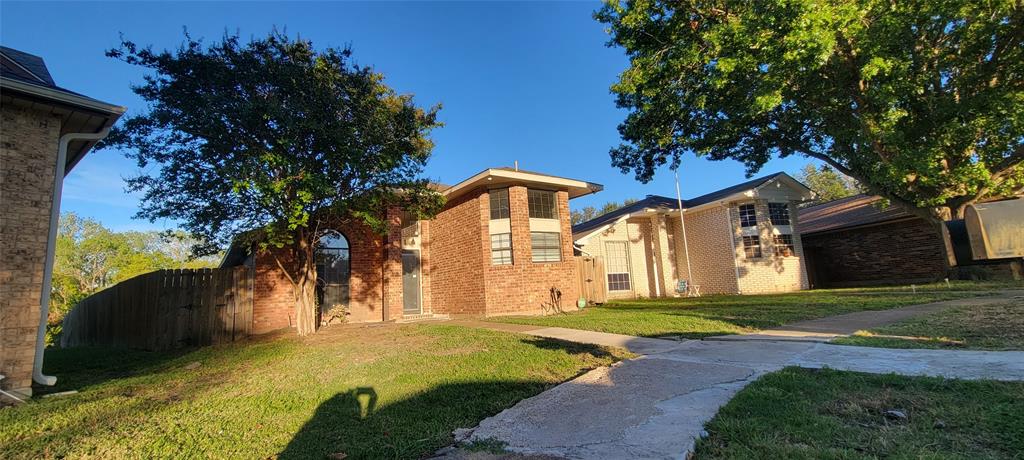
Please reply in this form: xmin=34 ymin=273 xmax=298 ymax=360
xmin=105 ymin=32 xmax=443 ymax=335
xmin=597 ymin=0 xmax=1023 ymax=226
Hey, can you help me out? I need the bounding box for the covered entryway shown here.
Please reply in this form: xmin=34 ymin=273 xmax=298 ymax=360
xmin=316 ymin=231 xmax=350 ymax=325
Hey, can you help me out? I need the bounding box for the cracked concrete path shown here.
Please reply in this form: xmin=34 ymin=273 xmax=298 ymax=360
xmin=463 ymin=339 xmax=1024 ymax=459
xmin=450 ymin=307 xmax=1024 ymax=459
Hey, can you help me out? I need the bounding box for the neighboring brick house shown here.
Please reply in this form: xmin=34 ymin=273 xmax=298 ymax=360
xmin=799 ymin=195 xmax=1022 ymax=288
xmin=221 ymin=167 xmax=602 ymax=332
xmin=0 ymin=46 xmax=124 ymax=399
xmin=572 ymin=173 xmax=814 ymax=298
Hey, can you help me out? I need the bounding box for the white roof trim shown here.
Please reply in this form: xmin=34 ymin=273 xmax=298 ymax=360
xmin=443 ymin=168 xmax=602 ymax=200
xmin=1 ymin=76 xmax=126 ymax=115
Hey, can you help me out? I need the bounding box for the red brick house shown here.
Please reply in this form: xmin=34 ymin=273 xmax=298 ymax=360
xmin=221 ymin=167 xmax=602 ymax=333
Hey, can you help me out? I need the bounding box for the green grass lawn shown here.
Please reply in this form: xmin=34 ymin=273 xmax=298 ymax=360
xmin=833 ymin=301 xmax=1024 ymax=350
xmin=695 ymin=367 xmax=1024 ymax=459
xmin=0 ymin=324 xmax=627 ymax=459
xmin=494 ymin=289 xmax=981 ymax=339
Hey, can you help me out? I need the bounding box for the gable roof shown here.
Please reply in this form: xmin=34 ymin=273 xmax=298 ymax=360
xmin=797 ymin=194 xmax=915 ymax=235
xmin=1 ymin=46 xmax=125 ymax=173
xmin=572 ymin=172 xmax=807 ymax=236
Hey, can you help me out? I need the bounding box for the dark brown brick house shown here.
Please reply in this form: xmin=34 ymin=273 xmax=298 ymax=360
xmin=798 ymin=195 xmax=955 ymax=288
xmin=221 ymin=167 xmax=602 ymax=333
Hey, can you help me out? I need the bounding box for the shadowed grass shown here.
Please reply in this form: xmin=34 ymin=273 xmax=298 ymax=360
xmin=833 ymin=301 xmax=1024 ymax=350
xmin=1 ymin=324 xmax=628 ymax=459
xmin=695 ymin=367 xmax=1024 ymax=459
xmin=494 ymin=289 xmax=980 ymax=339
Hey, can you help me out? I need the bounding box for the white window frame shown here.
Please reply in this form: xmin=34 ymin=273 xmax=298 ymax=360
xmin=491 ymin=232 xmax=513 ymax=265
xmin=604 ymin=241 xmax=632 ymax=291
xmin=738 ymin=203 xmax=757 ymax=228
xmin=742 ymin=235 xmax=762 ymax=259
xmin=768 ymin=202 xmax=791 ymax=226
xmin=530 ymin=231 xmax=562 ymax=263
xmin=773 ymin=234 xmax=795 ymax=257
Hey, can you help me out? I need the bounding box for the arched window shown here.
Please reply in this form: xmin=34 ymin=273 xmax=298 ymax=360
xmin=316 ymin=231 xmax=350 ymax=317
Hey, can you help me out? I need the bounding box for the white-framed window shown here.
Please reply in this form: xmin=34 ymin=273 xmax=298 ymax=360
xmin=491 ymin=233 xmax=513 ymax=265
xmin=528 ymin=189 xmax=558 ymax=219
xmin=604 ymin=241 xmax=632 ymax=291
xmin=530 ymin=232 xmax=561 ymax=262
xmin=490 ymin=188 xmax=510 ymax=220
xmin=768 ymin=202 xmax=791 ymax=226
xmin=742 ymin=235 xmax=762 ymax=259
xmin=738 ymin=203 xmax=757 ymax=227
xmin=773 ymin=234 xmax=795 ymax=257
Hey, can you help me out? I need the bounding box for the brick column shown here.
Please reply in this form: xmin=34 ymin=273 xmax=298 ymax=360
xmin=649 ymin=214 xmax=676 ymax=297
xmin=1 ymin=106 xmax=62 ymax=398
xmin=383 ymin=207 xmax=403 ymax=320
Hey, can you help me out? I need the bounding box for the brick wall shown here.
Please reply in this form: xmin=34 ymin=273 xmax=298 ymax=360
xmin=429 ymin=189 xmax=487 ymax=316
xmin=728 ymin=200 xmax=808 ymax=294
xmin=1 ymin=105 xmax=62 ymax=396
xmin=483 ymin=187 xmax=579 ymax=315
xmin=677 ymin=206 xmax=740 ymax=295
xmin=574 ymin=217 xmax=655 ymax=299
xmin=250 ymin=218 xmax=387 ymax=333
xmin=802 ymin=218 xmax=948 ymax=287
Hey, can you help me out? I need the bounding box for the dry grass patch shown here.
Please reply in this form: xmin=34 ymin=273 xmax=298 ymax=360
xmin=834 ymin=301 xmax=1024 ymax=350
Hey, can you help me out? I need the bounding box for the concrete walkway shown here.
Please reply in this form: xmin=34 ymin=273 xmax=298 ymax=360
xmin=446 ymin=295 xmax=1024 ymax=459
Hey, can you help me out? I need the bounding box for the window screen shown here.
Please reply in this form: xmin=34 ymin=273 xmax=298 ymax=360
xmin=768 ymin=203 xmax=791 ymax=226
xmin=773 ymin=234 xmax=795 ymax=257
xmin=490 ymin=233 xmax=513 ymax=265
xmin=489 ymin=188 xmax=510 ymax=220
xmin=604 ymin=241 xmax=631 ymax=291
xmin=531 ymin=232 xmax=561 ymax=262
xmin=528 ymin=189 xmax=558 ymax=219
xmin=738 ymin=204 xmax=757 ymax=227
xmin=742 ymin=235 xmax=762 ymax=259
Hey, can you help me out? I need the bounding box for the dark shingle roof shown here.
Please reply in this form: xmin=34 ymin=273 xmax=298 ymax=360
xmin=797 ymin=194 xmax=914 ymax=234
xmin=572 ymin=172 xmax=789 ymax=235
xmin=0 ymin=46 xmax=56 ymax=86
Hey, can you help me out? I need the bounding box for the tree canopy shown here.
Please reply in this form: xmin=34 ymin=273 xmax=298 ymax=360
xmin=50 ymin=213 xmax=218 ymax=344
xmin=571 ymin=198 xmax=639 ymax=225
xmin=104 ymin=32 xmax=443 ymax=334
xmin=597 ymin=0 xmax=1023 ymax=223
xmin=796 ymin=163 xmax=860 ymax=204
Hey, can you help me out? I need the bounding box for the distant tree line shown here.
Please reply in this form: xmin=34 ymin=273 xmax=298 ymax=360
xmin=571 ymin=198 xmax=638 ymax=225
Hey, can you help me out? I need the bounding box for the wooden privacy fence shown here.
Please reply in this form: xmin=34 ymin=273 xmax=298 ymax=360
xmin=61 ymin=267 xmax=254 ymax=351
xmin=575 ymin=256 xmax=607 ymax=304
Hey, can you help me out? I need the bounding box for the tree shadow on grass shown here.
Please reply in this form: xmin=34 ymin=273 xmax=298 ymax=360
xmin=516 ymin=336 xmax=617 ymax=359
xmin=278 ymin=380 xmax=552 ymax=460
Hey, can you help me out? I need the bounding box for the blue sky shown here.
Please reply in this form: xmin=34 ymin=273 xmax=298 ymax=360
xmin=2 ymin=1 xmax=814 ymax=232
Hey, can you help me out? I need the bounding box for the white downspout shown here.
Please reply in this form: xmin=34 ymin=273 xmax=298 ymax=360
xmin=33 ymin=128 xmax=112 ymax=386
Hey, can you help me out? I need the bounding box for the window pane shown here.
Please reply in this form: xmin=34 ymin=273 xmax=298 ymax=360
xmin=528 ymin=189 xmax=557 ymax=219
xmin=742 ymin=235 xmax=762 ymax=259
xmin=607 ymin=273 xmax=631 ymax=291
xmin=768 ymin=203 xmax=790 ymax=226
xmin=739 ymin=204 xmax=757 ymax=227
xmin=490 ymin=233 xmax=512 ymax=265
xmin=605 ymin=241 xmax=629 ymax=273
xmin=489 ymin=188 xmax=510 ymax=220
xmin=530 ymin=231 xmax=561 ymax=262
xmin=773 ymin=234 xmax=795 ymax=257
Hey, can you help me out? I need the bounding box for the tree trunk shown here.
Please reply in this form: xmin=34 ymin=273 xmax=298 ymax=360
xmin=293 ymin=238 xmax=318 ymax=336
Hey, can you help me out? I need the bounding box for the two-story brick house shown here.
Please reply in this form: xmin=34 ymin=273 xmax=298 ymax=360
xmin=572 ymin=173 xmax=814 ymax=297
xmin=221 ymin=167 xmax=602 ymax=333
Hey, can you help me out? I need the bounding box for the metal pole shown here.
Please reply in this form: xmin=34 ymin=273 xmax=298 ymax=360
xmin=674 ymin=171 xmax=695 ymax=284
